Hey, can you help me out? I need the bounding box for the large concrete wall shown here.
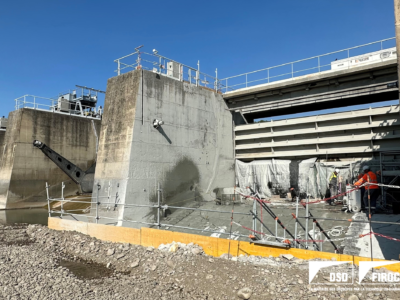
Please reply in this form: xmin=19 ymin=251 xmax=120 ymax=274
xmin=94 ymin=70 xmax=235 ymax=227
xmin=0 ymin=109 xmax=101 ymax=209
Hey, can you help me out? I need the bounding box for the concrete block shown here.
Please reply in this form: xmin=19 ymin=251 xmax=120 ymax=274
xmin=93 ymin=70 xmax=235 ymax=227
xmin=0 ymin=109 xmax=100 ymax=209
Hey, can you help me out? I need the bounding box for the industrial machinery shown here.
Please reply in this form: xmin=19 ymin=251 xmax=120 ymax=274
xmin=33 ymin=140 xmax=95 ymax=193
xmin=54 ymin=85 xmax=105 ymax=117
xmin=0 ymin=116 xmax=7 ymax=129
xmin=343 ymin=184 xmax=362 ymax=213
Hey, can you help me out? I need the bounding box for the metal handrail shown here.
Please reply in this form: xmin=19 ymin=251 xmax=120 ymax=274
xmin=46 ymin=179 xmax=400 ymax=254
xmin=114 ymin=48 xmax=220 ymax=92
xmin=15 ymin=94 xmax=102 ymax=119
xmin=221 ymin=37 xmax=396 ymax=92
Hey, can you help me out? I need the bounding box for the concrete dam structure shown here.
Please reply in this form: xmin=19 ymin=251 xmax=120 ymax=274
xmin=93 ymin=70 xmax=235 ymax=227
xmin=0 ymin=109 xmax=100 ymax=209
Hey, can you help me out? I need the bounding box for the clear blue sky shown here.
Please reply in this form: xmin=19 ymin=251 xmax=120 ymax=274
xmin=0 ymin=0 xmax=397 ymax=118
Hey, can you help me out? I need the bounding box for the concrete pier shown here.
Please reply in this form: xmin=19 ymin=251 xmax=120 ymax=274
xmin=0 ymin=109 xmax=100 ymax=209
xmin=94 ymin=70 xmax=235 ymax=227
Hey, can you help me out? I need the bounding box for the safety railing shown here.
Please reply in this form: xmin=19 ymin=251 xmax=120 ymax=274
xmin=114 ymin=47 xmax=225 ymax=92
xmin=46 ymin=182 xmax=250 ymax=239
xmin=15 ymin=95 xmax=102 ymax=119
xmin=220 ymin=37 xmax=396 ymax=92
xmin=46 ymin=179 xmax=400 ymax=258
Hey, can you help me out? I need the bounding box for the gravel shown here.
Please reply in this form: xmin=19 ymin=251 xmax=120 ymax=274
xmin=0 ymin=223 xmax=397 ymax=299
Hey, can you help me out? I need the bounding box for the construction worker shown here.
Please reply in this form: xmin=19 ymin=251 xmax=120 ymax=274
xmin=327 ymin=169 xmax=339 ymax=205
xmin=289 ymin=187 xmax=297 ymax=202
xmin=357 ymin=173 xmax=366 ymax=210
xmin=354 ymin=166 xmax=379 ymax=214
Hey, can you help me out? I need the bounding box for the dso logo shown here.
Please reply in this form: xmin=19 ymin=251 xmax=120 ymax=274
xmin=309 ymin=261 xmax=354 ymax=285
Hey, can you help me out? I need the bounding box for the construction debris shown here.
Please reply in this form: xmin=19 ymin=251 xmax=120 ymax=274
xmin=1 ymin=224 xmax=399 ymax=299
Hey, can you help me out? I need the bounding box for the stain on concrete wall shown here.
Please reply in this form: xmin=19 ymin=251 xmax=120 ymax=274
xmin=146 ymin=157 xmax=202 ymax=221
xmin=94 ymin=70 xmax=235 ymax=227
xmin=0 ymin=109 xmax=101 ymax=209
xmin=0 ymin=131 xmax=5 ymax=165
xmin=92 ymin=71 xmax=141 ymax=222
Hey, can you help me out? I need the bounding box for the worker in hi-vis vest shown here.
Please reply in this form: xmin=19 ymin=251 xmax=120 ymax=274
xmin=354 ymin=165 xmax=379 ymax=214
xmin=327 ymin=169 xmax=339 ymax=205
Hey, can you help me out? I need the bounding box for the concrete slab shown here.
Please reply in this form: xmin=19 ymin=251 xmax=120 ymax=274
xmin=344 ymin=212 xmax=400 ymax=260
xmin=160 ymin=199 xmax=350 ymax=254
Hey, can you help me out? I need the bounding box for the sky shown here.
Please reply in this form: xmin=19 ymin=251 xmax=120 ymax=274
xmin=0 ymin=0 xmax=397 ymax=118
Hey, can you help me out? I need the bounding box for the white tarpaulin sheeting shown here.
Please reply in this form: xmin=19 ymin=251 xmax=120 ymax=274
xmin=236 ymin=158 xmax=379 ymax=199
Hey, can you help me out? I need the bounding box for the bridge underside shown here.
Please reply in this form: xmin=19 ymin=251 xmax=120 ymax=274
xmin=224 ymin=60 xmax=398 ymax=122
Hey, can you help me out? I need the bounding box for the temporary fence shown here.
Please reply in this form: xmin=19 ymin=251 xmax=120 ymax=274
xmin=46 ymin=183 xmax=252 ymax=240
xmin=46 ymin=176 xmax=400 ymax=263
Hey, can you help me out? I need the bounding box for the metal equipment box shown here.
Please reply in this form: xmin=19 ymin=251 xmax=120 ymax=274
xmin=346 ymin=185 xmax=362 ymax=212
xmin=57 ymin=98 xmax=70 ymax=112
xmin=167 ymin=61 xmax=180 ymax=79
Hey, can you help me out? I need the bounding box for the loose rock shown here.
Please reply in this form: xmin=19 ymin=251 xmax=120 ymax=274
xmin=237 ymin=287 xmax=253 ymax=299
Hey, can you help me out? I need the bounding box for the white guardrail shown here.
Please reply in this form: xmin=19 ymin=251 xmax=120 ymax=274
xmin=15 ymin=95 xmax=102 ymax=119
xmin=114 ymin=47 xmax=226 ymax=92
xmin=220 ymin=37 xmax=396 ymax=92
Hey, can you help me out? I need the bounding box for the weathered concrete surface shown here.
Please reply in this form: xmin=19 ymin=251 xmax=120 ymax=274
xmin=343 ymin=213 xmax=400 ymax=260
xmin=94 ymin=70 xmax=235 ymax=227
xmin=0 ymin=109 xmax=100 ymax=209
xmin=0 ymin=130 xmax=5 ymax=165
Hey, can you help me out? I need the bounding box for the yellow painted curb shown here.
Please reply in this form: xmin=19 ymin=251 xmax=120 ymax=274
xmin=48 ymin=217 xmax=400 ymax=273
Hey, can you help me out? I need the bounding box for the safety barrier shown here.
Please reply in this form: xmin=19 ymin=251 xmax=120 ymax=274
xmin=14 ymin=86 xmax=104 ymax=119
xmin=113 ymin=47 xmax=224 ymax=92
xmin=220 ymin=37 xmax=396 ymax=92
xmin=46 ymin=180 xmax=400 ymax=259
xmin=47 ymin=217 xmax=400 ymax=273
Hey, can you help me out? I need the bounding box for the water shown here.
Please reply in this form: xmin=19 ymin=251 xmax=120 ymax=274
xmin=0 ymin=208 xmax=49 ymax=225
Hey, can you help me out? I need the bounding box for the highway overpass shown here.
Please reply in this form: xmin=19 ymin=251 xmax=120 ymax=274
xmin=224 ymin=59 xmax=398 ymax=122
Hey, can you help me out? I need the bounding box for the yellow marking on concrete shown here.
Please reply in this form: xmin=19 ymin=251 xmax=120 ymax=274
xmin=87 ymin=223 xmax=140 ymax=245
xmin=48 ymin=217 xmax=88 ymax=234
xmin=48 ymin=217 xmax=400 ymax=273
xmin=141 ymin=228 xmax=219 ymax=256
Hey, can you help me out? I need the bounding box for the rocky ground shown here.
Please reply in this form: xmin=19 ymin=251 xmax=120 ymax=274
xmin=0 ymin=224 xmax=398 ymax=299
